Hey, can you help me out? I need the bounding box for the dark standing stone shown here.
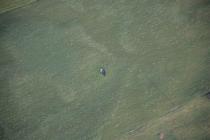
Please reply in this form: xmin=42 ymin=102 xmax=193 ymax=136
xmin=100 ymin=67 xmax=106 ymax=76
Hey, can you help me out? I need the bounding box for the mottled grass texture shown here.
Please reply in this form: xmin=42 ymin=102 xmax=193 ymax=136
xmin=0 ymin=0 xmax=210 ymax=140
xmin=0 ymin=0 xmax=36 ymax=14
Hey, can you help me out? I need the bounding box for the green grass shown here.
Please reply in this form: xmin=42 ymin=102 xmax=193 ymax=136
xmin=0 ymin=0 xmax=36 ymax=14
xmin=0 ymin=0 xmax=210 ymax=140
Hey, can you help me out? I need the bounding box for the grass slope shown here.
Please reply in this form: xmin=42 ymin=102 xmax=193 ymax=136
xmin=0 ymin=0 xmax=36 ymax=14
xmin=0 ymin=0 xmax=210 ymax=139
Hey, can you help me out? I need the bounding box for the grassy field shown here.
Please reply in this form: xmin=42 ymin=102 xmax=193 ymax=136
xmin=0 ymin=0 xmax=36 ymax=14
xmin=0 ymin=0 xmax=210 ymax=139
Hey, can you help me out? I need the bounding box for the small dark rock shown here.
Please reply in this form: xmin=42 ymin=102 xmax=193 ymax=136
xmin=99 ymin=67 xmax=106 ymax=76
